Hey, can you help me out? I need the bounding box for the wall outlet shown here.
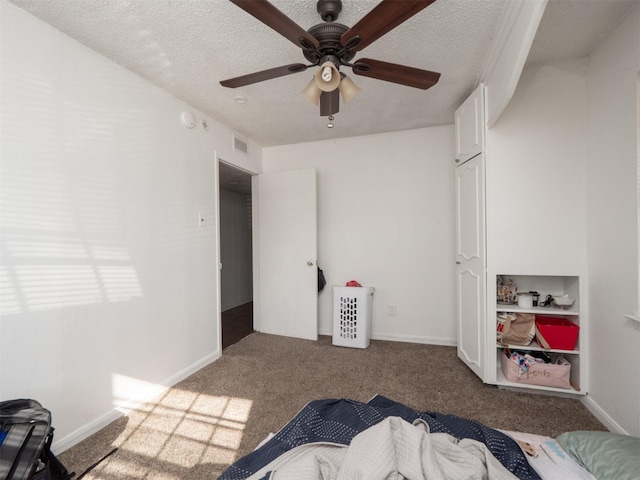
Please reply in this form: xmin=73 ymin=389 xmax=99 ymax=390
xmin=388 ymin=304 xmax=396 ymax=316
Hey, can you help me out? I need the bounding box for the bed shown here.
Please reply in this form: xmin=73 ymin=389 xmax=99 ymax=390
xmin=218 ymin=395 xmax=639 ymax=480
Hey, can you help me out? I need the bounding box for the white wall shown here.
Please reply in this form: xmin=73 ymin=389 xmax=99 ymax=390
xmin=0 ymin=0 xmax=261 ymax=452
xmin=220 ymin=189 xmax=253 ymax=311
xmin=584 ymin=5 xmax=640 ymax=437
xmin=262 ymin=127 xmax=456 ymax=344
xmin=486 ymin=60 xmax=588 ymax=276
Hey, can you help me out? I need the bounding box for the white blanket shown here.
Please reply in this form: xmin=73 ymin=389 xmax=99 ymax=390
xmin=247 ymin=416 xmax=518 ymax=480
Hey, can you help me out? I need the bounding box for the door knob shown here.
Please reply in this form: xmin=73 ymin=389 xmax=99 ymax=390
xmin=307 ymin=260 xmax=314 ymax=266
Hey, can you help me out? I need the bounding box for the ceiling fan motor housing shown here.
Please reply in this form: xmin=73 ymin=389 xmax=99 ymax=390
xmin=303 ymin=22 xmax=355 ymax=64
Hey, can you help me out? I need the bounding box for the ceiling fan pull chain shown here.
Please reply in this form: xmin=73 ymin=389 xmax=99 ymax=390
xmin=327 ymin=115 xmax=335 ymax=129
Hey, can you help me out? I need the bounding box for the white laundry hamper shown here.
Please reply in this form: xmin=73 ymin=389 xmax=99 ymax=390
xmin=332 ymin=285 xmax=374 ymax=348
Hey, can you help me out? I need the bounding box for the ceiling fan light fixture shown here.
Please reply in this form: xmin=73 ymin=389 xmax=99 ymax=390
xmin=222 ymin=0 xmax=442 ymax=117
xmin=300 ymin=77 xmax=323 ymax=105
xmin=314 ymin=61 xmax=340 ymax=92
xmin=339 ymin=75 xmax=361 ymax=103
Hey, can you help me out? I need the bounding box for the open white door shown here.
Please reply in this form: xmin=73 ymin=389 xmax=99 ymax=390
xmin=256 ymin=168 xmax=318 ymax=340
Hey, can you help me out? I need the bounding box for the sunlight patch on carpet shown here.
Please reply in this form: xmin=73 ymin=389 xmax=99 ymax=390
xmin=102 ymin=382 xmax=253 ymax=476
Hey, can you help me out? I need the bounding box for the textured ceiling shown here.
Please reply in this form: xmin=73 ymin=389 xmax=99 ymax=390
xmin=528 ymin=0 xmax=637 ymax=67
xmin=7 ymin=0 xmax=637 ymax=147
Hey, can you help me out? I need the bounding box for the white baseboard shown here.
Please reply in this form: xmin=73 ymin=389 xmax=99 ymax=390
xmin=580 ymin=395 xmax=629 ymax=435
xmin=371 ymin=333 xmax=457 ymax=346
xmin=318 ymin=328 xmax=456 ymax=347
xmin=53 ymin=350 xmax=222 ymax=454
xmin=52 ymin=408 xmax=123 ymax=455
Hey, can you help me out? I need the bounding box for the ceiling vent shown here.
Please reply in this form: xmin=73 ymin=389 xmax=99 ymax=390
xmin=233 ymin=133 xmax=248 ymax=155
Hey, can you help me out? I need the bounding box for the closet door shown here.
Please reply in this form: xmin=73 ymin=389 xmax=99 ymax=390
xmin=455 ymin=86 xmax=484 ymax=164
xmin=256 ymin=168 xmax=318 ymax=341
xmin=455 ymin=154 xmax=486 ymax=379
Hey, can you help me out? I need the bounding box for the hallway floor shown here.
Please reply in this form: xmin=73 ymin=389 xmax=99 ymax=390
xmin=222 ymin=301 xmax=254 ymax=350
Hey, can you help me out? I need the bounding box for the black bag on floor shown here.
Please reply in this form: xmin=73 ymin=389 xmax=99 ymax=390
xmin=0 ymin=399 xmax=73 ymax=480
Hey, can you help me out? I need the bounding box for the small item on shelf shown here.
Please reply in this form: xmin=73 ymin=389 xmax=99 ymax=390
xmin=497 ymin=312 xmax=535 ymax=346
xmin=552 ymin=295 xmax=575 ymax=309
xmin=497 ymin=275 xmax=517 ymax=304
xmin=517 ymin=292 xmax=533 ymax=309
xmin=539 ymin=294 xmax=554 ymax=307
xmin=530 ymin=291 xmax=540 ymax=306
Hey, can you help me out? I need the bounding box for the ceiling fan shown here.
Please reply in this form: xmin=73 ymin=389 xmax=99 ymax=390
xmin=220 ymin=0 xmax=441 ymax=119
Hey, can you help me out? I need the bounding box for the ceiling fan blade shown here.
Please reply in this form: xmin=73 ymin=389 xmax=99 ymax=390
xmin=341 ymin=0 xmax=436 ymax=51
xmin=229 ymin=0 xmax=320 ymax=50
xmin=353 ymin=58 xmax=440 ymax=90
xmin=320 ymin=90 xmax=339 ymax=116
xmin=220 ymin=63 xmax=308 ymax=88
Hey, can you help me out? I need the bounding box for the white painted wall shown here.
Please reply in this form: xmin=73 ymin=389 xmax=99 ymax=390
xmin=486 ymin=61 xmax=588 ymax=276
xmin=584 ymin=5 xmax=640 ymax=437
xmin=0 ymin=0 xmax=261 ymax=452
xmin=262 ymin=126 xmax=456 ymax=345
xmin=220 ymin=189 xmax=253 ymax=311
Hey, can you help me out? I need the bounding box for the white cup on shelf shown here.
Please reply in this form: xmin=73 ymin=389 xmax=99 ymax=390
xmin=517 ymin=292 xmax=533 ymax=309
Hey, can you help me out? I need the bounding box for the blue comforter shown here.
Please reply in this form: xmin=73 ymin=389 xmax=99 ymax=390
xmin=218 ymin=395 xmax=540 ymax=480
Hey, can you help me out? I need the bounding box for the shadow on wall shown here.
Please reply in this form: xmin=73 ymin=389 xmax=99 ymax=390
xmin=0 ymin=53 xmax=215 ymax=317
xmin=0 ymin=160 xmax=146 ymax=315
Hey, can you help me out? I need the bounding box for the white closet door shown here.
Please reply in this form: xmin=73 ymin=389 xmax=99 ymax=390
xmin=455 ymin=154 xmax=486 ymax=379
xmin=256 ymin=168 xmax=318 ymax=340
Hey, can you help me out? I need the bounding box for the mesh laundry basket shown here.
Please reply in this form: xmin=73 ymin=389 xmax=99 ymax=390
xmin=332 ymin=285 xmax=374 ymax=348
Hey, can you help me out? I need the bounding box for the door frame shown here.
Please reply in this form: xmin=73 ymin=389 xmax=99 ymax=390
xmin=216 ymin=156 xmax=259 ymax=349
xmin=216 ymin=160 xmax=318 ymax=346
xmin=251 ymin=174 xmax=260 ymax=333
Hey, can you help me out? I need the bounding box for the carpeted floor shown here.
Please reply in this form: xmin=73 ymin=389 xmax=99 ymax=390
xmin=58 ymin=333 xmax=605 ymax=479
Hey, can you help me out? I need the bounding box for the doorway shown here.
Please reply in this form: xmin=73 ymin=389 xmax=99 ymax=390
xmin=218 ymin=161 xmax=254 ymax=349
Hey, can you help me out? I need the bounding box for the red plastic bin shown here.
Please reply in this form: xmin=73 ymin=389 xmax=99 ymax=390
xmin=535 ymin=315 xmax=579 ymax=350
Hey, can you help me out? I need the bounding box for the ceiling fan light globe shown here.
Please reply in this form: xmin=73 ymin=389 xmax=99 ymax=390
xmin=339 ymin=76 xmax=362 ymax=103
xmin=315 ymin=61 xmax=340 ymax=92
xmin=300 ymin=78 xmax=322 ymax=106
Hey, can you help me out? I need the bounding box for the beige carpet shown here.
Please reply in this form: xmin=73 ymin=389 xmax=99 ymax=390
xmin=58 ymin=333 xmax=605 ymax=479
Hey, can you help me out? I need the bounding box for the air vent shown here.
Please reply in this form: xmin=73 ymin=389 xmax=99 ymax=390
xmin=233 ymin=134 xmax=248 ymax=155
